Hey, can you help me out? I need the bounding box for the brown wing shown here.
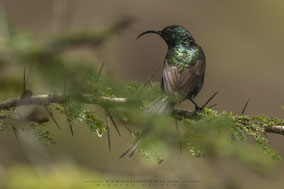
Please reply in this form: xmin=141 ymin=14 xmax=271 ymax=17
xmin=162 ymin=59 xmax=205 ymax=100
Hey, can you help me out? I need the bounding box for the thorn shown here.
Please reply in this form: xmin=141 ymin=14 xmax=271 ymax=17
xmin=241 ymin=99 xmax=250 ymax=115
xmin=263 ymin=132 xmax=270 ymax=142
xmin=95 ymin=61 xmax=105 ymax=83
xmin=208 ymin=104 xmax=218 ymax=109
xmin=201 ymin=91 xmax=219 ymax=108
xmin=66 ymin=116 xmax=74 ymax=136
xmin=63 ymin=77 xmax=67 ymax=95
xmin=23 ymin=67 xmax=26 ymax=94
xmin=21 ymin=67 xmax=33 ymax=98
xmin=12 ymin=126 xmax=20 ymax=140
xmin=128 ymin=147 xmax=138 ymax=159
xmin=121 ymin=120 xmax=135 ymax=135
xmin=44 ymin=105 xmax=61 ymax=130
xmin=135 ymin=64 xmax=161 ymax=96
xmin=119 ymin=131 xmax=145 ymax=159
xmin=119 ymin=144 xmax=134 ymax=159
xmin=105 ymin=111 xmax=111 ymax=154
xmin=26 ymin=63 xmax=33 ymax=90
xmin=107 ymin=109 xmax=121 ymax=137
xmin=175 ymin=120 xmax=182 ymax=154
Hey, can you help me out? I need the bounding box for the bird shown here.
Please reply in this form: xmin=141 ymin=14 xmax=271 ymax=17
xmin=119 ymin=25 xmax=206 ymax=158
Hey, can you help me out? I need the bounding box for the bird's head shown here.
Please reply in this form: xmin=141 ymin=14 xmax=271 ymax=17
xmin=137 ymin=25 xmax=194 ymax=48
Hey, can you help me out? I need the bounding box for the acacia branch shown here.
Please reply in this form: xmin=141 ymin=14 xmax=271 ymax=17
xmin=0 ymin=94 xmax=127 ymax=110
xmin=263 ymin=125 xmax=284 ymax=135
xmin=0 ymin=94 xmax=283 ymax=136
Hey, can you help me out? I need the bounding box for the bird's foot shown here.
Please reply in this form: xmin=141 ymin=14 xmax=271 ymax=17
xmin=195 ymin=105 xmax=203 ymax=113
xmin=190 ymin=91 xmax=219 ymax=113
xmin=190 ymin=98 xmax=203 ymax=113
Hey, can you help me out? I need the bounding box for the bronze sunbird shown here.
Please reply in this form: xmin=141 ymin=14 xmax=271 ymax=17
xmin=120 ymin=25 xmax=206 ymax=158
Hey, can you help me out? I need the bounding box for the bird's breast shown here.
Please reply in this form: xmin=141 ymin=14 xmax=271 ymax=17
xmin=166 ymin=46 xmax=202 ymax=72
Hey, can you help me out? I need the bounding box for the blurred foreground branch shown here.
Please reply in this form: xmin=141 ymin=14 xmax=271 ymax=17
xmin=0 ymin=94 xmax=283 ymax=136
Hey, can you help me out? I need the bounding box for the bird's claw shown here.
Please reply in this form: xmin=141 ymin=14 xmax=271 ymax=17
xmin=194 ymin=105 xmax=203 ymax=113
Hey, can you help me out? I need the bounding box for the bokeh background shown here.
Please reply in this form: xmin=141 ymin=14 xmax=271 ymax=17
xmin=0 ymin=0 xmax=284 ymax=188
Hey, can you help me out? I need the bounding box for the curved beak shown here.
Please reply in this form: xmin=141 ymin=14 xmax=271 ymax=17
xmin=136 ymin=30 xmax=162 ymax=40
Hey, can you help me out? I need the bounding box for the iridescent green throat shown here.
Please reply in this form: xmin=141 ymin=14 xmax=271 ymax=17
xmin=166 ymin=44 xmax=203 ymax=72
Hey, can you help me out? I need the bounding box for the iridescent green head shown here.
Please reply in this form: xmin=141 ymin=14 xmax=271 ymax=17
xmin=137 ymin=25 xmax=194 ymax=48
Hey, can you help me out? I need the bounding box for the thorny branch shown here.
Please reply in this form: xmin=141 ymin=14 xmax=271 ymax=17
xmin=0 ymin=93 xmax=283 ymax=136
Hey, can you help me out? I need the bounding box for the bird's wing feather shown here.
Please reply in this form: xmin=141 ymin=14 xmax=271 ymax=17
xmin=162 ymin=59 xmax=205 ymax=98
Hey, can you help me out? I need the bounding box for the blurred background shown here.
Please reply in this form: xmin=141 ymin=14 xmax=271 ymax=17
xmin=0 ymin=0 xmax=284 ymax=188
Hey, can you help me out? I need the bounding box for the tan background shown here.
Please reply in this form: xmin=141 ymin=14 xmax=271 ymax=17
xmin=0 ymin=0 xmax=284 ymax=188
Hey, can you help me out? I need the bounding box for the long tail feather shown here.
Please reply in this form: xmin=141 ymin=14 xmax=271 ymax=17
xmin=119 ymin=98 xmax=174 ymax=158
